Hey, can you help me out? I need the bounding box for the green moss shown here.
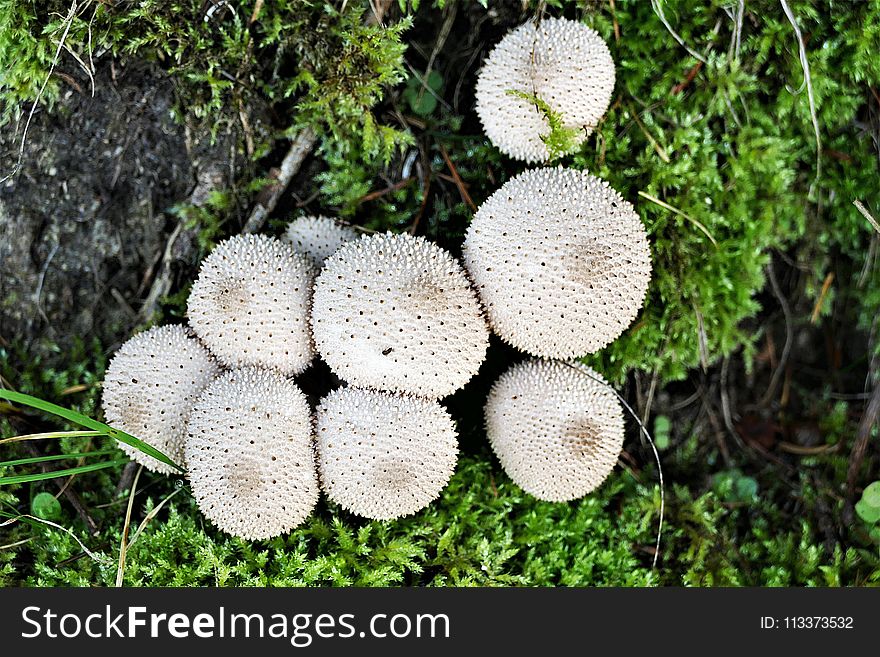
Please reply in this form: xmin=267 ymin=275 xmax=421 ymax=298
xmin=505 ymin=89 xmax=582 ymax=160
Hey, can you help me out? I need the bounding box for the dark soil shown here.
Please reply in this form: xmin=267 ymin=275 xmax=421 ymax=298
xmin=0 ymin=61 xmax=235 ymax=358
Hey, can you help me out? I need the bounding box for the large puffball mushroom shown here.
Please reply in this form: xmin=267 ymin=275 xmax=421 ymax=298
xmin=282 ymin=215 xmax=359 ymax=266
xmin=463 ymin=167 xmax=651 ymax=359
xmin=102 ymin=325 xmax=220 ymax=474
xmin=311 ymin=232 xmax=490 ymax=399
xmin=485 ymin=359 xmax=625 ymax=502
xmin=185 ymin=367 xmax=318 ymax=540
xmin=475 ymin=16 xmax=615 ymax=162
xmin=187 ymin=234 xmax=315 ymax=375
xmin=315 ymin=387 xmax=458 ymax=520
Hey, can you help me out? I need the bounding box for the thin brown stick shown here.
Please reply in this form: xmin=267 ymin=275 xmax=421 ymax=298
xmin=115 ymin=464 xmax=143 ymax=587
xmin=608 ymin=0 xmax=620 ymax=43
xmin=113 ymin=461 xmax=139 ymax=499
xmin=760 ymin=260 xmax=793 ymax=406
xmin=242 ymin=127 xmax=318 ymax=234
xmin=627 ymin=103 xmax=671 ymax=163
xmin=810 ymin=271 xmax=834 ymax=324
xmin=847 ymin=383 xmax=880 ymax=498
xmin=671 ymin=61 xmax=703 ymax=95
xmin=249 ymin=0 xmax=264 ymax=24
xmin=137 ymin=220 xmax=184 ymax=324
xmin=438 ymin=143 xmax=475 ymax=211
xmin=854 ymin=199 xmax=880 ymax=234
xmin=358 ymin=176 xmax=415 ymax=204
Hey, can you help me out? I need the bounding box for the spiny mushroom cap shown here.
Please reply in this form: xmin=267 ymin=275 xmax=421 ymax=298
xmin=102 ymin=325 xmax=220 ymax=474
xmin=185 ymin=367 xmax=318 ymax=540
xmin=463 ymin=167 xmax=651 ymax=359
xmin=281 ymin=215 xmax=359 ymax=266
xmin=315 ymin=387 xmax=458 ymax=520
xmin=311 ymin=232 xmax=490 ymax=399
xmin=485 ymin=359 xmax=625 ymax=502
xmin=187 ymin=234 xmax=315 ymax=375
xmin=475 ymin=16 xmax=615 ymax=162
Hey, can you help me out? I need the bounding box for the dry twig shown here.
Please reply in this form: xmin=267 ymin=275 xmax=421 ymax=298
xmin=242 ymin=127 xmax=318 ymax=234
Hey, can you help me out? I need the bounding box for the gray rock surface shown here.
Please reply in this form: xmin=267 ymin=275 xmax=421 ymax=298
xmin=0 ymin=62 xmax=235 ymax=358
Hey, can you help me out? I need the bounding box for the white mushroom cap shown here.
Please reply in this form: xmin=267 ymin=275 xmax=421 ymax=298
xmin=463 ymin=167 xmax=651 ymax=359
xmin=187 ymin=234 xmax=315 ymax=375
xmin=485 ymin=359 xmax=624 ymax=501
xmin=311 ymin=232 xmax=490 ymax=399
xmin=281 ymin=215 xmax=359 ymax=266
xmin=101 ymin=325 xmax=220 ymax=474
xmin=475 ymin=16 xmax=615 ymax=162
xmin=315 ymin=387 xmax=458 ymax=520
xmin=185 ymin=367 xmax=318 ymax=540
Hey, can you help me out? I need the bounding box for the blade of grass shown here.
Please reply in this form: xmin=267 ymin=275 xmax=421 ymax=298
xmin=127 ymin=485 xmax=185 ymax=549
xmin=0 ymin=448 xmax=118 ymax=468
xmin=0 ymin=458 xmax=130 ymax=485
xmin=0 ymin=389 xmax=182 ymax=471
xmin=638 ymin=190 xmax=718 ymax=247
xmin=0 ymin=510 xmax=109 ymax=565
xmin=116 ymin=465 xmax=143 ymax=587
xmin=0 ymin=430 xmax=104 ymax=446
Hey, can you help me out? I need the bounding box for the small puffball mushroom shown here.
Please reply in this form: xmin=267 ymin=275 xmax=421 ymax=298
xmin=102 ymin=325 xmax=220 ymax=474
xmin=281 ymin=215 xmax=359 ymax=266
xmin=463 ymin=167 xmax=651 ymax=359
xmin=315 ymin=387 xmax=458 ymax=520
xmin=185 ymin=367 xmax=318 ymax=540
xmin=311 ymin=232 xmax=490 ymax=399
xmin=485 ymin=359 xmax=624 ymax=502
xmin=475 ymin=16 xmax=615 ymax=162
xmin=187 ymin=234 xmax=315 ymax=375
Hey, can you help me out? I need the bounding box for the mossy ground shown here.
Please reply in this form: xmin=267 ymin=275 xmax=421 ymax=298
xmin=1 ymin=0 xmax=879 ymax=586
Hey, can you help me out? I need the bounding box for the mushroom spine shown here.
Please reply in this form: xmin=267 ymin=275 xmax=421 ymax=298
xmin=463 ymin=166 xmax=651 ymax=359
xmin=475 ymin=16 xmax=616 ymax=162
xmin=185 ymin=367 xmax=319 ymax=540
xmin=484 ymin=359 xmax=625 ymax=502
xmin=311 ymin=232 xmax=490 ymax=399
xmin=101 ymin=324 xmax=220 ymax=474
xmin=187 ymin=234 xmax=316 ymax=376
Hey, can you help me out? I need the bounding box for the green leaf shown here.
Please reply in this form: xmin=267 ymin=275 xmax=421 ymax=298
xmin=0 ymin=389 xmax=181 ymax=472
xmin=862 ymin=481 xmax=880 ymax=508
xmin=0 ymin=449 xmax=117 ymax=468
xmin=855 ymin=499 xmax=880 ymax=525
xmin=653 ymin=415 xmax=671 ymax=450
xmin=0 ymin=459 xmax=131 ymax=486
xmin=30 ymin=492 xmax=62 ymax=521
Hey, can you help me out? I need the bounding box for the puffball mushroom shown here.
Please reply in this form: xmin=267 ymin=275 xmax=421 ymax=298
xmin=281 ymin=215 xmax=359 ymax=266
xmin=185 ymin=367 xmax=318 ymax=540
xmin=187 ymin=234 xmax=315 ymax=376
xmin=475 ymin=16 xmax=615 ymax=162
xmin=315 ymin=387 xmax=458 ymax=520
xmin=485 ymin=359 xmax=624 ymax=502
xmin=101 ymin=324 xmax=220 ymax=474
xmin=311 ymin=232 xmax=490 ymax=399
xmin=463 ymin=167 xmax=651 ymax=359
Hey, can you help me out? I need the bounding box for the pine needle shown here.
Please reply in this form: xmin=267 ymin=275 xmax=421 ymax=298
xmin=115 ymin=464 xmax=143 ymax=587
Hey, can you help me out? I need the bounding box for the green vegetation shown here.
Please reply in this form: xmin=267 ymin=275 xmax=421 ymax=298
xmin=1 ymin=0 xmax=879 ymax=586
xmin=856 ymin=481 xmax=880 ymax=545
xmin=506 ymin=89 xmax=583 ymax=160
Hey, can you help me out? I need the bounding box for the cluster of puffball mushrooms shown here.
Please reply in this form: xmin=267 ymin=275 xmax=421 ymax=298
xmin=101 ymin=17 xmax=652 ymax=540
